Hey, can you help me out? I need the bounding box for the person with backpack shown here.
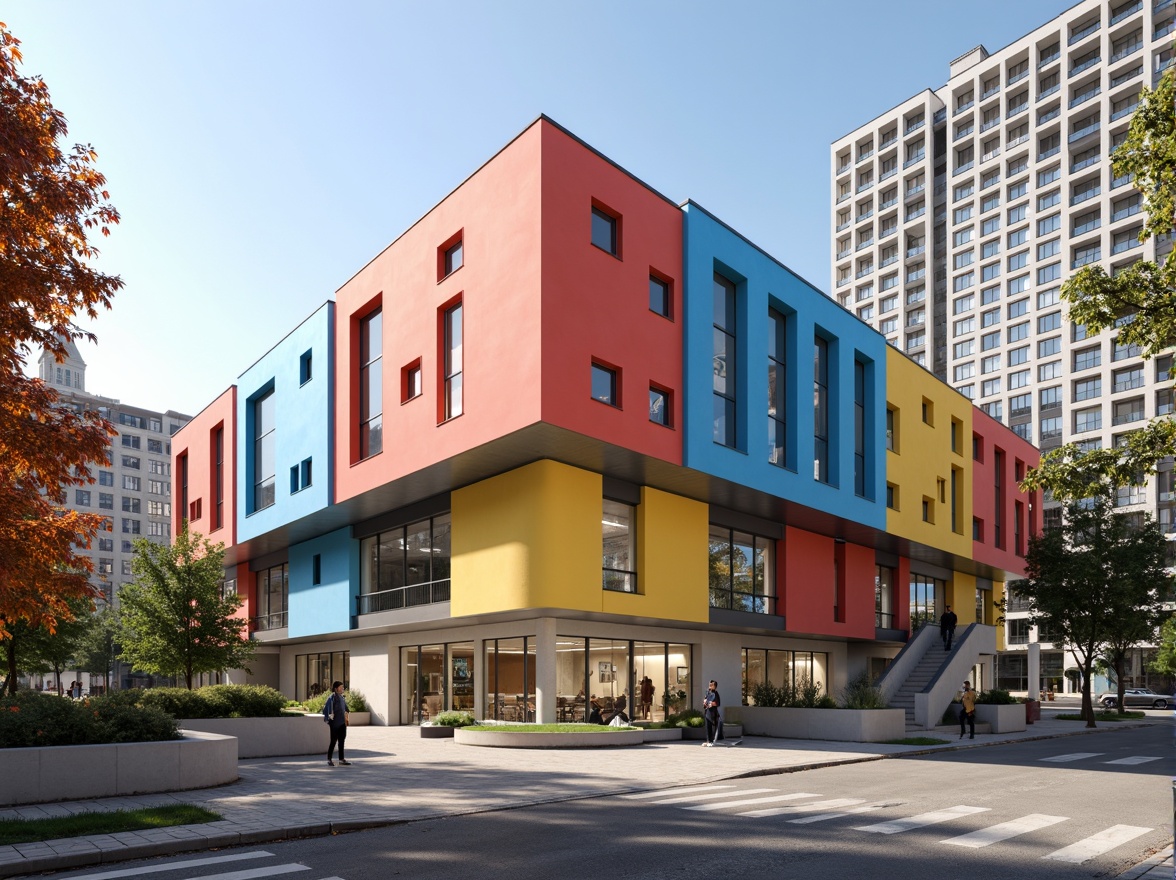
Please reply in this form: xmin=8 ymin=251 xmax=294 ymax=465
xmin=702 ymin=680 xmax=721 ymax=746
xmin=323 ymin=680 xmax=351 ymax=765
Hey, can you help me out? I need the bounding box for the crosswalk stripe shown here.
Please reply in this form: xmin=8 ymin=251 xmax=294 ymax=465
xmin=643 ymin=788 xmax=776 ymax=805
xmin=941 ymin=813 xmax=1068 ymax=848
xmin=183 ymin=865 xmax=310 ymax=880
xmin=1043 ymin=825 xmax=1152 ymax=863
xmin=789 ymin=803 xmax=888 ymax=824
xmin=856 ymin=805 xmax=989 ymax=834
xmin=739 ymin=797 xmax=867 ymax=818
xmin=1104 ymin=756 xmax=1161 ymax=765
xmin=684 ymin=792 xmax=820 ymax=812
xmin=621 ymin=785 xmax=737 ymax=800
xmin=1039 ymin=752 xmax=1103 ymax=762
xmin=67 ymin=852 xmax=277 ymax=880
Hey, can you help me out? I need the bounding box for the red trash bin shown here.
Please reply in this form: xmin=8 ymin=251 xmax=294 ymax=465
xmin=1024 ymin=698 xmax=1041 ymax=724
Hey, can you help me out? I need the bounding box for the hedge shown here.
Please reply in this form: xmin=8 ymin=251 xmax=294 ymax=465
xmin=0 ymin=691 xmax=179 ymax=748
xmin=135 ymin=684 xmax=288 ymax=718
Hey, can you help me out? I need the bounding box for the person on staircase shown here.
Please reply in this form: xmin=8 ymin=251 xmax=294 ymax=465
xmin=940 ymin=605 xmax=958 ymax=651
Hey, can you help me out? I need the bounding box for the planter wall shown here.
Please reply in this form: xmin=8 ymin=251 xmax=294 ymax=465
xmin=740 ymin=706 xmax=906 ymax=743
xmin=455 ymin=728 xmax=645 ymax=748
xmin=420 ymin=725 xmax=456 ymax=739
xmin=974 ymin=703 xmax=1026 ymax=733
xmin=0 ymin=731 xmax=237 ymax=806
xmin=641 ymin=727 xmax=683 ymax=743
xmin=180 ymin=715 xmax=329 ymax=758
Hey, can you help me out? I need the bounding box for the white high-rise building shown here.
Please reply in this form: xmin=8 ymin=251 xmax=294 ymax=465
xmin=831 ymin=0 xmax=1175 ymax=694
xmin=35 ymin=341 xmax=191 ymax=691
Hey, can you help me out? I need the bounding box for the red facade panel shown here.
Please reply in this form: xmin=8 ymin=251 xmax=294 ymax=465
xmin=970 ymin=407 xmax=1040 ymax=575
xmin=171 ymin=387 xmax=236 ymax=547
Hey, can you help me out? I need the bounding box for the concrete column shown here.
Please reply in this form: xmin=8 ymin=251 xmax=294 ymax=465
xmin=1027 ymin=642 xmax=1041 ymax=700
xmin=473 ymin=638 xmax=485 ymax=721
xmin=535 ymin=618 xmax=557 ymax=724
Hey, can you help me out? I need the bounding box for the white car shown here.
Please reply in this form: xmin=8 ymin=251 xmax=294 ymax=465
xmin=1097 ymin=688 xmax=1170 ymax=709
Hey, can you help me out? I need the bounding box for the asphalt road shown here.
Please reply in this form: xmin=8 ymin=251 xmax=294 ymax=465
xmin=43 ymin=722 xmax=1173 ymax=880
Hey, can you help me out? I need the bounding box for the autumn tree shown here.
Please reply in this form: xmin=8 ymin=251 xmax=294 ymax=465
xmin=0 ymin=21 xmax=121 ymax=678
xmin=118 ymin=529 xmax=254 ymax=690
xmin=1010 ymin=491 xmax=1172 ymax=727
xmin=1022 ymin=67 xmax=1176 ymax=500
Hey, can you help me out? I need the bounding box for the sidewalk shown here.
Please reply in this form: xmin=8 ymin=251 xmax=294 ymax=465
xmin=0 ymin=712 xmax=1167 ymax=877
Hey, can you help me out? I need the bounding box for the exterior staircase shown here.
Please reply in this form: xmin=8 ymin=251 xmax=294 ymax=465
xmin=888 ymin=641 xmax=950 ymax=727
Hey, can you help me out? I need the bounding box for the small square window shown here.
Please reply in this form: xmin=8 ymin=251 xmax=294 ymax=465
xmin=312 ymin=554 xmax=322 ymax=586
xmin=402 ymin=361 xmax=422 ymax=402
xmin=443 ymin=239 xmax=463 ymax=276
xmin=649 ymin=275 xmax=671 ymax=318
xmin=299 ymin=350 xmax=312 ymax=385
xmin=591 ymin=206 xmax=618 ymax=256
xmin=649 ymin=386 xmax=671 ymax=426
xmin=591 ymin=362 xmax=618 ymax=406
xmin=301 ymin=457 xmax=312 ymax=489
xmin=886 ymin=483 xmax=897 ymax=510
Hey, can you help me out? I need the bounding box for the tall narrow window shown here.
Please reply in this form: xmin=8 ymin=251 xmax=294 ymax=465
xmin=713 ymin=273 xmax=737 ymax=448
xmin=214 ymin=425 xmax=224 ymax=530
xmin=591 ymin=207 xmax=617 ymax=255
xmin=443 ymin=302 xmax=463 ymax=420
xmin=993 ymin=449 xmax=1005 ymax=548
xmin=814 ymin=337 xmax=829 ymax=482
xmin=853 ymin=359 xmax=866 ymax=495
xmin=602 ymin=499 xmax=637 ymax=593
xmin=179 ymin=452 xmax=189 ymax=528
xmin=359 ymin=309 xmax=383 ymax=458
xmin=253 ymin=389 xmax=276 ymax=511
xmin=768 ymin=308 xmax=786 ymax=467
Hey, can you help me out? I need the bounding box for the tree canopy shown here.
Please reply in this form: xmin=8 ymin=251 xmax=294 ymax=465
xmin=0 ymin=22 xmax=120 ymax=645
xmin=1009 ymin=491 xmax=1172 ymax=726
xmin=117 ymin=529 xmax=255 ymax=690
xmin=1022 ymin=67 xmax=1176 ymax=500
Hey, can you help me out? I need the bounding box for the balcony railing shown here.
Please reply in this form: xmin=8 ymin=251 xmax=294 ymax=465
xmin=358 ymin=578 xmax=451 ymax=614
xmin=710 ymin=591 xmax=775 ymax=615
xmin=1111 ymin=0 xmax=1142 ymax=23
xmin=251 ymin=611 xmax=288 ymax=632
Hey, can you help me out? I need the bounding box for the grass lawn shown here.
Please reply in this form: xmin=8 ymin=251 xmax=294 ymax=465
xmin=881 ymin=737 xmax=951 ymax=746
xmin=1054 ymin=711 xmax=1145 ymax=722
xmin=0 ymin=805 xmax=221 ymax=845
xmin=465 ymin=723 xmax=636 ymax=733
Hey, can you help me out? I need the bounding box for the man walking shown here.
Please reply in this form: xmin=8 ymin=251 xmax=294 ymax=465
xmin=702 ymin=680 xmax=721 ymax=747
xmin=324 ymin=680 xmax=351 ymax=766
xmin=957 ymin=681 xmax=976 ymax=740
xmin=940 ymin=605 xmax=958 ymax=651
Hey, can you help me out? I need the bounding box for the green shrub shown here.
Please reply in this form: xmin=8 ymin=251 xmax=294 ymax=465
xmin=750 ymin=680 xmax=787 ymax=707
xmin=305 ymin=688 xmax=369 ymax=714
xmin=0 ymin=692 xmax=178 ymax=748
xmin=749 ymin=676 xmax=834 ymax=708
xmin=134 ymin=685 xmax=287 ymax=719
xmin=839 ymin=673 xmax=889 ymax=709
xmin=975 ymin=688 xmax=1018 ymax=705
xmin=431 ymin=711 xmax=475 ymax=727
xmin=666 ymin=708 xmax=702 ymax=725
xmin=675 ymin=716 xmax=705 ymax=729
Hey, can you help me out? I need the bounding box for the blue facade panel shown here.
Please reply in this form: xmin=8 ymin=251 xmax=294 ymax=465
xmin=288 ymin=527 xmax=358 ymax=638
xmin=682 ymin=204 xmax=887 ymax=529
xmin=237 ymin=301 xmax=335 ymax=542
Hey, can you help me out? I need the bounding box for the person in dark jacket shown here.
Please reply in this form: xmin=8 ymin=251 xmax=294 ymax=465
xmin=702 ymin=680 xmax=721 ymax=746
xmin=605 ymin=693 xmax=630 ymax=724
xmin=940 ymin=605 xmax=958 ymax=651
xmin=323 ymin=680 xmax=351 ymax=766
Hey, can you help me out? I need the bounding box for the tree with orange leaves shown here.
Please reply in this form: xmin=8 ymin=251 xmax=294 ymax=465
xmin=0 ymin=22 xmax=121 ymax=693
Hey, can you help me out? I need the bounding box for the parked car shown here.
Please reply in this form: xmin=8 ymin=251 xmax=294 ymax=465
xmin=1097 ymin=688 xmax=1170 ymax=709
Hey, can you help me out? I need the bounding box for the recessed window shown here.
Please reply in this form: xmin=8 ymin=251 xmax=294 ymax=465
xmin=312 ymin=554 xmax=322 ymax=586
xmin=886 ymin=483 xmax=897 ymax=510
xmin=299 ymin=350 xmax=313 ymax=385
xmin=359 ymin=308 xmax=383 ymax=459
xmin=649 ymin=386 xmax=670 ymax=426
xmin=443 ymin=239 xmax=463 ymax=276
xmin=402 ymin=360 xmax=422 ymax=402
xmin=592 ymin=363 xmax=618 ymax=407
xmin=649 ymin=274 xmax=670 ymax=317
xmin=591 ymin=206 xmax=618 ymax=256
xmin=443 ymin=302 xmax=463 ymax=420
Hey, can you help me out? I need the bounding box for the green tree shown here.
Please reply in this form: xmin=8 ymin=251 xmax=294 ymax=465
xmin=1022 ymin=67 xmax=1176 ymax=500
xmin=1009 ymin=491 xmax=1172 ymax=726
xmin=4 ymin=595 xmax=91 ymax=694
xmin=75 ymin=604 xmax=119 ymax=694
xmin=117 ymin=528 xmax=254 ymax=689
xmin=1150 ymin=616 xmax=1176 ymax=678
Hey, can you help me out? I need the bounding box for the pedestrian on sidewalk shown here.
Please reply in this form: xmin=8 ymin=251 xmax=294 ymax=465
xmin=324 ymin=680 xmax=351 ymax=766
xmin=940 ymin=605 xmax=958 ymax=651
xmin=702 ymin=680 xmax=721 ymax=746
xmin=957 ymin=681 xmax=976 ymax=739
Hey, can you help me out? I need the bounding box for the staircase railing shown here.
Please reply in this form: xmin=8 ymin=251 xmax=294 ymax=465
xmin=874 ymin=622 xmax=937 ymax=705
xmin=912 ymin=623 xmax=997 ymax=728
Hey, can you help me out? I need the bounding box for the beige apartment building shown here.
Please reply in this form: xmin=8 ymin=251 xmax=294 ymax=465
xmin=830 ymin=0 xmax=1175 ymax=693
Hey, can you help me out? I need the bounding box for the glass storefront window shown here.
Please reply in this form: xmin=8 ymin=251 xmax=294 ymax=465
xmin=741 ymin=648 xmax=829 ymax=704
xmin=556 ymin=638 xmax=691 ymax=722
xmin=485 ymin=637 xmax=535 ymax=722
xmin=295 ymin=651 xmax=348 ymax=702
xmin=910 ymin=573 xmax=943 ymax=631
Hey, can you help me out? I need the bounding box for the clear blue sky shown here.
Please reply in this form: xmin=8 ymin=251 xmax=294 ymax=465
xmin=9 ymin=1 xmax=1074 ymax=416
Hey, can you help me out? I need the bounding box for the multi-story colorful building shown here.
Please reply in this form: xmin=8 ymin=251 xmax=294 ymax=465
xmin=174 ymin=117 xmax=1039 ymax=725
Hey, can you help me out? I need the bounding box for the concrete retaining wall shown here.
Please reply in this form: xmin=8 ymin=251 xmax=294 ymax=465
xmin=455 ymin=728 xmax=645 ymax=748
xmin=739 ymin=706 xmax=906 ymax=742
xmin=179 ymin=715 xmax=329 ymax=758
xmin=974 ymin=703 xmax=1027 ymax=733
xmin=641 ymin=727 xmax=683 ymax=743
xmin=0 ymin=731 xmax=237 ymax=806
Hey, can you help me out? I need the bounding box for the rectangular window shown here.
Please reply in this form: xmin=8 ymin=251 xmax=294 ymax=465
xmin=122 ymin=496 xmax=141 ymax=513
xmin=254 ymin=563 xmax=289 ymax=630
xmin=122 ymin=475 xmax=140 ymax=491
xmin=602 ymin=499 xmax=637 ymax=593
xmin=214 ymin=425 xmax=224 ymax=530
xmin=443 ymin=238 xmax=463 ymax=276
xmin=121 ymin=434 xmax=141 ymax=449
xmin=403 ymin=361 xmax=422 ymax=402
xmin=709 ymin=525 xmax=773 ymax=613
xmin=358 ymin=515 xmax=452 ymax=613
xmin=98 ymin=470 xmax=114 ymax=487
xmin=591 ymin=362 xmax=618 ymax=406
xmin=768 ymin=308 xmax=786 ymax=467
xmin=814 ymin=336 xmax=829 ymax=483
xmin=590 ymin=206 xmax=617 ymax=255
xmin=713 ymin=272 xmax=737 ymax=448
xmin=649 ymin=275 xmax=671 ymax=318
xmin=444 ymin=302 xmax=463 ymax=419
xmin=253 ymin=389 xmax=276 ymax=512
xmin=359 ymin=308 xmax=383 ymax=458
xmin=299 ymin=350 xmax=313 ymax=385
xmin=75 ymin=489 xmax=91 ymax=506
xmin=854 ymin=359 xmax=867 ymax=497
xmin=649 ymin=386 xmax=671 ymax=427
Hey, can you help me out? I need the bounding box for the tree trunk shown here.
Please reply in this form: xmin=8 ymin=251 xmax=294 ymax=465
xmin=1114 ymin=655 xmax=1127 ymax=714
xmin=1080 ymin=660 xmax=1096 ymax=727
xmin=53 ymin=663 xmax=62 ymax=697
xmin=4 ymin=639 xmax=16 ymax=696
